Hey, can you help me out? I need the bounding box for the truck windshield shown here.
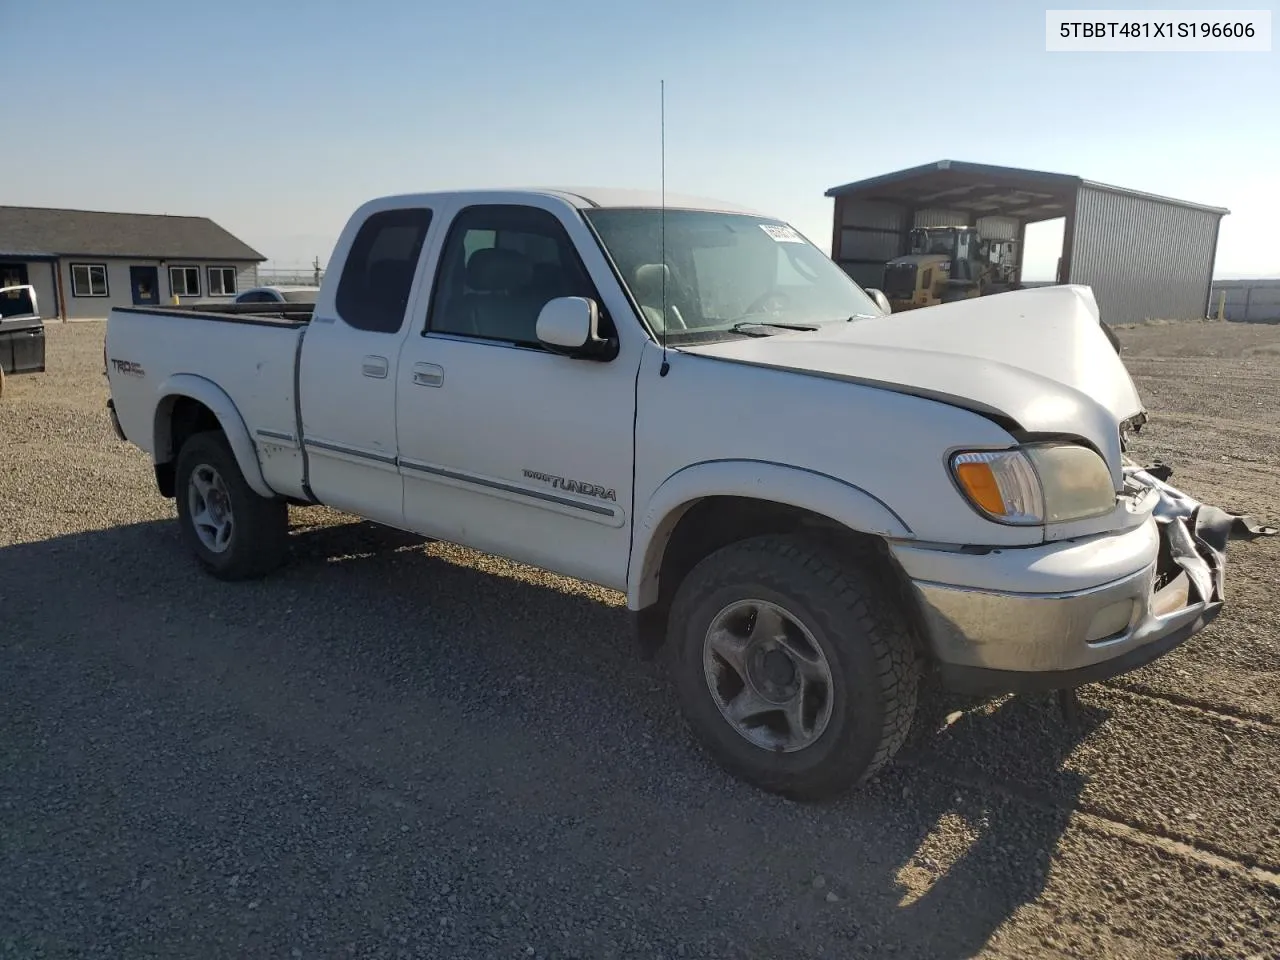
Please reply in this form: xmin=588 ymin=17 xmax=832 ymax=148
xmin=0 ymin=285 xmax=37 ymax=320
xmin=912 ymin=229 xmax=959 ymax=256
xmin=583 ymin=208 xmax=883 ymax=343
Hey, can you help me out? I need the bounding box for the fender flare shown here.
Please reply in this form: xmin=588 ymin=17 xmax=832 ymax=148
xmin=152 ymin=373 xmax=274 ymax=499
xmin=627 ymin=459 xmax=913 ymax=609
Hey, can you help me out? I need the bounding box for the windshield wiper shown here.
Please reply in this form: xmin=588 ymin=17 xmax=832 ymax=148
xmin=728 ymin=320 xmax=818 ymax=335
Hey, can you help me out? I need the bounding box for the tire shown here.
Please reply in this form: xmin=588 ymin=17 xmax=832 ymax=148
xmin=1102 ymin=322 xmax=1121 ymax=354
xmin=174 ymin=430 xmax=289 ymax=581
xmin=666 ymin=534 xmax=920 ymax=801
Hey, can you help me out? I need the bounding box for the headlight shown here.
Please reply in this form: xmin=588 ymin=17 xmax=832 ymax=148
xmin=950 ymin=443 xmax=1116 ymax=525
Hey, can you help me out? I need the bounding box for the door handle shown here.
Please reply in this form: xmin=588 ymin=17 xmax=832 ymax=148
xmin=362 ymin=355 xmax=389 ymax=379
xmin=412 ymin=362 xmax=444 ymax=387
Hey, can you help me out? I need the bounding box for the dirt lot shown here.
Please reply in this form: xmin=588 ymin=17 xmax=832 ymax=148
xmin=2 ymin=320 xmax=1278 ymax=959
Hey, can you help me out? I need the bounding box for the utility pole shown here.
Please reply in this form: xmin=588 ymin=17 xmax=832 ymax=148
xmin=312 ymin=256 xmax=322 ymax=286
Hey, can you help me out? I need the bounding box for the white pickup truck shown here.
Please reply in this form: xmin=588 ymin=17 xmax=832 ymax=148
xmin=105 ymin=188 xmax=1255 ymax=800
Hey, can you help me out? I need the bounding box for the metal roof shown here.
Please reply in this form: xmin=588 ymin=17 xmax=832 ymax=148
xmin=0 ymin=206 xmax=266 ymax=261
xmin=824 ymin=160 xmax=1229 ymax=220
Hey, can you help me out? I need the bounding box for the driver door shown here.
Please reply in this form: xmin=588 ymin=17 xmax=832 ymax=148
xmin=395 ymin=199 xmax=643 ymax=590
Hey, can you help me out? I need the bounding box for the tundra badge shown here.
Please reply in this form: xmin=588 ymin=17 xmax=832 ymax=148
xmin=522 ymin=468 xmax=617 ymax=502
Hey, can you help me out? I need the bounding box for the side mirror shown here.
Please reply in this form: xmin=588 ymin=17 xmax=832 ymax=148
xmin=866 ymin=288 xmax=892 ymax=315
xmin=536 ymin=296 xmax=617 ymax=360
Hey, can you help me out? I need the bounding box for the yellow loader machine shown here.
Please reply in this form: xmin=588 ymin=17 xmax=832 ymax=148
xmin=881 ymin=226 xmax=1017 ymax=312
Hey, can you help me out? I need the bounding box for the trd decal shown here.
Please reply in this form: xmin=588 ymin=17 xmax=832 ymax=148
xmin=110 ymin=358 xmax=145 ymax=377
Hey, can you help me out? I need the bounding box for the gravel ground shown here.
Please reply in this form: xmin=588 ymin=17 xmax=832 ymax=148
xmin=2 ymin=320 xmax=1278 ymax=960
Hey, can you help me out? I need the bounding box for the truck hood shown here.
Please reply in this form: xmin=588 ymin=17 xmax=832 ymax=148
xmin=679 ymin=284 xmax=1143 ymax=482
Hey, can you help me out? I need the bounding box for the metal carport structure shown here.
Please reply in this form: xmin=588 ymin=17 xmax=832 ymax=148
xmin=824 ymin=160 xmax=1229 ymax=325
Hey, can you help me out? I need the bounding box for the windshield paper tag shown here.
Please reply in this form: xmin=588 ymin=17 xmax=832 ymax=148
xmin=759 ymin=223 xmax=805 ymax=243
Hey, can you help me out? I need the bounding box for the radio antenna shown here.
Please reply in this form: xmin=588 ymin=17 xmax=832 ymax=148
xmin=659 ymin=78 xmax=670 ymax=377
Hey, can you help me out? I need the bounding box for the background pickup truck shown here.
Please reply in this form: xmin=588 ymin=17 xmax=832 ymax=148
xmin=0 ymin=284 xmax=46 ymax=398
xmin=104 ymin=188 xmax=1256 ymax=800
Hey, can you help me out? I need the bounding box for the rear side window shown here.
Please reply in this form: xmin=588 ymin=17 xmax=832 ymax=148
xmin=335 ymin=208 xmax=433 ymax=333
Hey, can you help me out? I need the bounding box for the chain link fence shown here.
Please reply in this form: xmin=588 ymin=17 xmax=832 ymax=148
xmin=257 ymin=262 xmax=325 ymax=287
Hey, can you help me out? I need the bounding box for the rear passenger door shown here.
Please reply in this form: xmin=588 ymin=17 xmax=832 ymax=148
xmin=395 ymin=201 xmax=642 ymax=590
xmin=297 ymin=206 xmax=432 ymax=527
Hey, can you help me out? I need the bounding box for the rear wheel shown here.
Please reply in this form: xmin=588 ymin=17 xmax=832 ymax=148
xmin=667 ymin=534 xmax=920 ymax=801
xmin=175 ymin=430 xmax=288 ymax=580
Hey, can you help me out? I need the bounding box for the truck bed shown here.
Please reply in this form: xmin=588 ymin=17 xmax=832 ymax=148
xmin=121 ymin=302 xmax=314 ymax=327
xmin=105 ymin=303 xmax=311 ymax=501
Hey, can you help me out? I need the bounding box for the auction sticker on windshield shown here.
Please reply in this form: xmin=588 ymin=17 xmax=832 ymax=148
xmin=759 ymin=223 xmax=806 ymax=243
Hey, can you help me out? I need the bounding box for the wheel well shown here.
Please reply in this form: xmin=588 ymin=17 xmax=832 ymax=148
xmin=636 ymin=496 xmax=929 ymax=659
xmin=154 ymin=396 xmax=222 ymax=498
xmin=656 ymin=497 xmax=877 ymax=604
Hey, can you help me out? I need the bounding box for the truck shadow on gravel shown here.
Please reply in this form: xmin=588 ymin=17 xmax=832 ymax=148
xmin=1 ymin=515 xmax=1107 ymax=959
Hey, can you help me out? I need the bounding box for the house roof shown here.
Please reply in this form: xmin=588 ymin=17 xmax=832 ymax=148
xmin=0 ymin=205 xmax=266 ymax=261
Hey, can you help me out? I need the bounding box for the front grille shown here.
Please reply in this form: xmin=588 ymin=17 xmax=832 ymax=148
xmin=883 ymin=262 xmax=917 ymax=299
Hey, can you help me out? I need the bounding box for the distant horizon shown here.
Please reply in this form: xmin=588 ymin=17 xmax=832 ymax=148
xmin=8 ymin=194 xmax=1270 ymax=284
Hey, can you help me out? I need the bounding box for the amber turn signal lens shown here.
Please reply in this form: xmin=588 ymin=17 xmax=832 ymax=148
xmin=954 ymin=461 xmax=1007 ymax=516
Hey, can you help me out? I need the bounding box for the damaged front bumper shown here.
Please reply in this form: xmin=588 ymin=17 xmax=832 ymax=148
xmin=892 ymin=466 xmax=1273 ymax=696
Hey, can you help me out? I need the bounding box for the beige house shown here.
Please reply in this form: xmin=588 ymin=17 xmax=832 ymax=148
xmin=0 ymin=205 xmax=265 ymax=321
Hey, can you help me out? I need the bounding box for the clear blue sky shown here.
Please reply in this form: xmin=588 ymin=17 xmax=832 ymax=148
xmin=3 ymin=0 xmax=1276 ymax=278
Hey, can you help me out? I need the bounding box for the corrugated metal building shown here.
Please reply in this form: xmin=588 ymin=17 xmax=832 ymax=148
xmin=825 ymin=160 xmax=1229 ymax=325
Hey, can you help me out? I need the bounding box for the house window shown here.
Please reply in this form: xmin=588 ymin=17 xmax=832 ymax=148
xmin=70 ymin=263 xmax=109 ymax=297
xmin=208 ymin=266 xmax=238 ymax=297
xmin=169 ymin=266 xmax=200 ymax=297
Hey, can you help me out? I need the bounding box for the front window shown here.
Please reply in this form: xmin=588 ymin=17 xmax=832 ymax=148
xmin=427 ymin=204 xmax=608 ymax=346
xmin=169 ymin=266 xmax=200 ymax=297
xmin=71 ymin=263 xmax=109 ymax=297
xmin=911 ymin=229 xmax=962 ymax=257
xmin=208 ymin=266 xmax=237 ymax=296
xmin=583 ymin=208 xmax=882 ymax=343
xmin=0 ymin=286 xmax=36 ymax=319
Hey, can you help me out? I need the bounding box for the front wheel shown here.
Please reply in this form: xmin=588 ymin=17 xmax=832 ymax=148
xmin=175 ymin=430 xmax=288 ymax=581
xmin=667 ymin=534 xmax=921 ymax=801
